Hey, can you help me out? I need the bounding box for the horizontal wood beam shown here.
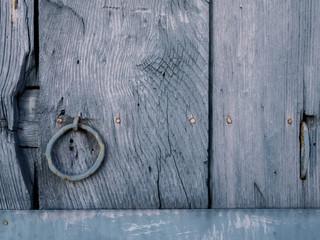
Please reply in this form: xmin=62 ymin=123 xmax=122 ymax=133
xmin=1 ymin=209 xmax=320 ymax=239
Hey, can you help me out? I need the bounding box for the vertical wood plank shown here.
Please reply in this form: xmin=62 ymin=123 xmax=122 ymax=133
xmin=303 ymin=0 xmax=320 ymax=118
xmin=24 ymin=0 xmax=38 ymax=87
xmin=39 ymin=0 xmax=209 ymax=209
xmin=301 ymin=0 xmax=320 ymax=207
xmin=0 ymin=0 xmax=34 ymax=209
xmin=210 ymin=0 xmax=304 ymax=208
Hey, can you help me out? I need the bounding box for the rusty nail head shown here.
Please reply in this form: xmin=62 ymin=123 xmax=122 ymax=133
xmin=189 ymin=117 xmax=196 ymax=124
xmin=226 ymin=117 xmax=232 ymax=124
xmin=115 ymin=118 xmax=121 ymax=124
xmin=288 ymin=119 xmax=293 ymax=124
xmin=56 ymin=118 xmax=63 ymax=124
xmin=2 ymin=220 xmax=8 ymax=226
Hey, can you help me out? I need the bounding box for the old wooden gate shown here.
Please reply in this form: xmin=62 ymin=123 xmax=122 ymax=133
xmin=1 ymin=0 xmax=320 ymax=239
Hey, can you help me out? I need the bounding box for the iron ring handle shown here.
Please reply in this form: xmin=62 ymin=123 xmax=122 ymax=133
xmin=46 ymin=116 xmax=105 ymax=181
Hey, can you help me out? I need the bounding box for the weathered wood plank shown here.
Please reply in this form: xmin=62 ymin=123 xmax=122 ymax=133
xmin=0 ymin=0 xmax=34 ymax=209
xmin=303 ymin=0 xmax=320 ymax=117
xmin=20 ymin=148 xmax=37 ymax=181
xmin=0 ymin=130 xmax=32 ymax=209
xmin=304 ymin=119 xmax=320 ymax=207
xmin=39 ymin=0 xmax=209 ymax=209
xmin=18 ymin=89 xmax=39 ymax=147
xmin=18 ymin=121 xmax=38 ymax=147
xmin=17 ymin=89 xmax=39 ymax=195
xmin=24 ymin=0 xmax=38 ymax=87
xmin=2 ymin=209 xmax=320 ymax=239
xmin=299 ymin=0 xmax=320 ymax=207
xmin=210 ymin=0 xmax=305 ymax=208
xmin=18 ymin=90 xmax=39 ymax=122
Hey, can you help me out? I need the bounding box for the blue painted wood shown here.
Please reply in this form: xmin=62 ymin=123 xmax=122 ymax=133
xmin=1 ymin=210 xmax=320 ymax=239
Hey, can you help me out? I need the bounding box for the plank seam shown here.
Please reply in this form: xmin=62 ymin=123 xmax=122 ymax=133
xmin=207 ymin=0 xmax=213 ymax=209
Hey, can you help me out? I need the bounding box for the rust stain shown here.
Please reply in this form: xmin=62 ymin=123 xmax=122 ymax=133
xmin=189 ymin=117 xmax=196 ymax=125
xmin=11 ymin=0 xmax=17 ymax=23
xmin=300 ymin=123 xmax=305 ymax=147
xmin=115 ymin=118 xmax=121 ymax=124
xmin=56 ymin=118 xmax=63 ymax=124
xmin=226 ymin=117 xmax=232 ymax=124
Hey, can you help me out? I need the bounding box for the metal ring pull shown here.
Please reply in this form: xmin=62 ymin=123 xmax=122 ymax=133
xmin=46 ymin=116 xmax=105 ymax=181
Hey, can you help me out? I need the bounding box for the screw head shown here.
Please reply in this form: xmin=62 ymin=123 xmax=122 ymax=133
xmin=115 ymin=118 xmax=121 ymax=124
xmin=287 ymin=119 xmax=293 ymax=124
xmin=2 ymin=220 xmax=8 ymax=226
xmin=189 ymin=117 xmax=196 ymax=124
xmin=56 ymin=118 xmax=63 ymax=124
xmin=226 ymin=117 xmax=232 ymax=124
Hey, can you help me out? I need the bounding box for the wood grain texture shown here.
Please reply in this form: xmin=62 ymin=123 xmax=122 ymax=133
xmin=304 ymin=118 xmax=320 ymax=207
xmin=300 ymin=0 xmax=320 ymax=207
xmin=39 ymin=0 xmax=208 ymax=209
xmin=210 ymin=0 xmax=305 ymax=208
xmin=0 ymin=0 xmax=34 ymax=209
xmin=303 ymin=0 xmax=320 ymax=117
xmin=18 ymin=89 xmax=39 ymax=147
xmin=24 ymin=0 xmax=38 ymax=87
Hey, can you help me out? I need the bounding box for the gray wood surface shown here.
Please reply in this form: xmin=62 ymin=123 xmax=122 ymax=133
xmin=301 ymin=0 xmax=320 ymax=207
xmin=0 ymin=0 xmax=34 ymax=209
xmin=24 ymin=0 xmax=38 ymax=88
xmin=38 ymin=0 xmax=209 ymax=209
xmin=305 ymin=120 xmax=320 ymax=207
xmin=210 ymin=0 xmax=306 ymax=208
xmin=303 ymin=1 xmax=320 ymax=118
xmin=18 ymin=89 xmax=39 ymax=147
